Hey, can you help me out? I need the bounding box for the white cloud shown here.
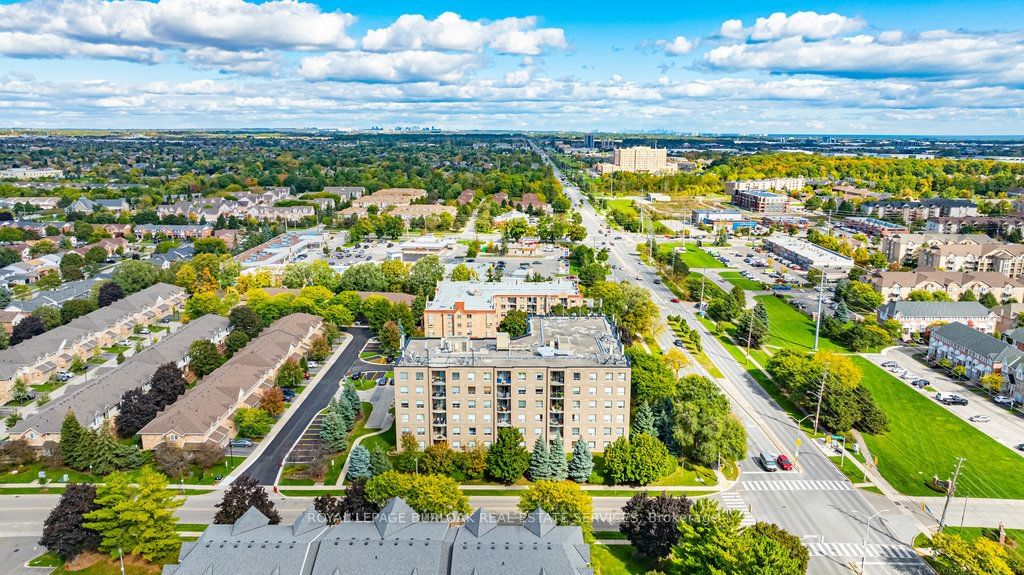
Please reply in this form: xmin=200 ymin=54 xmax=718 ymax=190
xmin=719 ymin=19 xmax=745 ymax=39
xmin=718 ymin=11 xmax=864 ymax=41
xmin=181 ymin=48 xmax=283 ymax=75
xmin=657 ymin=36 xmax=695 ymax=56
xmin=298 ymin=50 xmax=478 ymax=83
xmin=361 ymin=12 xmax=566 ymax=55
xmin=0 ymin=31 xmax=162 ymax=63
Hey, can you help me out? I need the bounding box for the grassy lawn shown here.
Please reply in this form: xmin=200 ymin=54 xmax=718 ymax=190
xmin=591 ymin=544 xmax=657 ymax=575
xmin=853 ymin=356 xmax=1024 ymax=498
xmin=604 ymin=198 xmax=636 ymax=212
xmin=829 ymin=455 xmax=869 ymax=484
xmin=36 ymin=553 xmax=164 ymax=575
xmin=657 ymin=242 xmax=725 ymax=269
xmin=755 ymin=295 xmax=844 ymax=352
xmin=642 ymin=333 xmax=661 ymax=355
xmin=594 ymin=531 xmax=628 ymax=540
xmin=32 ymin=379 xmax=71 ymax=394
xmin=361 ymin=421 xmax=397 ymax=454
xmin=351 ymin=377 xmax=377 ymax=391
xmin=719 ymin=271 xmax=765 ymax=291
xmin=281 ymin=402 xmax=376 ymax=486
xmin=667 ymin=318 xmax=723 ymax=378
xmin=915 ymin=527 xmax=1024 ymax=558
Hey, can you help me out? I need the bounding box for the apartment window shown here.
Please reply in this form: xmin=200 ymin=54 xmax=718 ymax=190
xmin=400 ymin=401 xmax=408 ymax=408
xmin=402 ymin=427 xmax=410 ymax=434
xmin=518 ymin=372 xmax=526 ymax=381
xmin=617 ymin=401 xmax=625 ymax=409
xmin=618 ymin=373 xmax=626 ymax=381
xmin=572 ymin=427 xmax=581 ymax=436
xmin=519 ymin=427 xmax=527 ymax=436
xmin=468 ymin=414 xmax=476 ymax=422
xmin=415 ymin=386 xmax=423 ymax=395
xmin=468 ymin=373 xmax=476 ymax=382
xmin=415 ymin=401 xmax=425 ymax=409
xmin=468 ymin=386 xmax=476 ymax=394
xmin=587 ymin=428 xmax=596 ymax=437
xmin=535 ymin=400 xmax=544 ymax=408
xmin=616 ymin=428 xmax=624 ymax=436
xmin=572 ymin=401 xmax=581 ymax=409
xmin=573 ymin=372 xmax=581 ymax=381
xmin=616 ymin=414 xmax=625 ymax=423
xmin=399 ymin=372 xmax=408 ymax=381
xmin=484 ymin=414 xmax=491 ymax=422
xmin=401 ymin=414 xmax=409 ymax=422
xmin=588 ymin=387 xmax=597 ymax=396
xmin=451 ymin=386 xmax=460 ymax=395
xmin=484 ymin=427 xmax=492 ymax=436
xmin=536 ymin=373 xmax=543 ymax=381
xmin=535 ymin=414 xmax=543 ymax=422
xmin=571 ymin=414 xmax=580 ymax=422
xmin=604 ymin=428 xmax=612 ymax=436
xmin=452 ymin=372 xmax=460 ymax=381
xmin=417 ymin=427 xmax=425 ymax=435
xmin=416 ymin=414 xmax=425 ymax=422
xmin=416 ymin=372 xmax=424 ymax=381
xmin=588 ymin=401 xmax=597 ymax=408
xmin=518 ymin=415 xmax=526 ymax=422
xmin=399 ymin=386 xmax=408 ymax=394
xmin=588 ymin=441 xmax=596 ymax=449
xmin=535 ymin=387 xmax=543 ymax=395
xmin=518 ymin=400 xmax=527 ymax=408
xmin=604 ymin=401 xmax=612 ymax=409
xmin=617 ymin=387 xmax=626 ymax=396
xmin=534 ymin=427 xmax=543 ymax=436
xmin=483 ymin=400 xmax=492 ymax=409
xmin=452 ymin=427 xmax=461 ymax=435
xmin=452 ymin=414 xmax=460 ymax=422
xmin=468 ymin=400 xmax=476 ymax=408
xmin=483 ymin=373 xmax=491 ymax=381
xmin=517 ymin=387 xmax=527 ymax=395
xmin=469 ymin=427 xmax=477 ymax=436
xmin=589 ymin=373 xmax=597 ymax=381
xmin=452 ymin=441 xmax=461 ymax=449
xmin=605 ymin=373 xmax=613 ymax=381
xmin=572 ymin=387 xmax=581 ymax=395
xmin=604 ymin=387 xmax=612 ymax=396
xmin=603 ymin=414 xmax=611 ymax=423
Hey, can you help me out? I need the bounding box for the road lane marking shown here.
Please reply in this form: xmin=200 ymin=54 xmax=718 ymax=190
xmin=741 ymin=479 xmax=852 ymax=491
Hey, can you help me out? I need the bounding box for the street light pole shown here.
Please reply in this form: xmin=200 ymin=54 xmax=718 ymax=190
xmin=859 ymin=509 xmax=890 ymax=574
xmin=812 ymin=264 xmax=827 ymax=352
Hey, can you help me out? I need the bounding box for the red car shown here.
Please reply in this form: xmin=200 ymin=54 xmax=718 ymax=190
xmin=776 ymin=454 xmax=793 ymax=471
xmin=670 ymin=298 xmax=680 ymax=303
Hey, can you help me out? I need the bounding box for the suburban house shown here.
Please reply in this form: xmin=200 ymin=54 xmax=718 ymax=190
xmin=424 ymin=280 xmax=585 ymax=338
xmin=134 ymin=223 xmax=214 ymax=240
xmin=0 ymin=310 xmax=28 ymax=334
xmin=869 ymin=271 xmax=1024 ymax=303
xmin=388 ymin=203 xmax=457 ymax=222
xmin=881 ymin=233 xmax=998 ymax=266
xmin=7 ymin=315 xmax=230 ymax=446
xmin=321 ymin=186 xmax=365 ymax=201
xmin=918 ymin=242 xmax=1024 ymax=277
xmin=928 ymin=321 xmax=1024 ymax=382
xmin=877 ymin=301 xmax=998 ymax=340
xmin=162 ymin=500 xmax=592 ymax=575
xmin=70 ymin=198 xmax=131 ymax=214
xmin=0 ymin=283 xmax=187 ymax=404
xmin=991 ymin=302 xmax=1024 ymax=333
xmin=351 ymin=188 xmax=427 ymax=209
xmin=138 ymin=313 xmax=323 ymax=450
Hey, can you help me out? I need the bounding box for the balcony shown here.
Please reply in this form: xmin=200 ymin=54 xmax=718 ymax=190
xmin=432 ymin=402 xmax=446 ymax=411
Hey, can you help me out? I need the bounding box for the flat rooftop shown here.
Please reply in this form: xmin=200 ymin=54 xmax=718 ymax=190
xmin=427 ymin=280 xmax=580 ymax=312
xmin=845 ymin=217 xmax=908 ymax=229
xmin=737 ymin=190 xmax=787 ymax=198
xmin=763 ymin=235 xmax=854 ymax=268
xmin=398 ymin=315 xmax=627 ymax=368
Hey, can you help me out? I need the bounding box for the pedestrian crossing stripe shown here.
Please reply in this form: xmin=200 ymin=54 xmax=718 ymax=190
xmin=805 ymin=543 xmax=917 ymax=559
xmin=720 ymin=493 xmax=755 ymax=526
xmin=741 ymin=479 xmax=852 ymax=491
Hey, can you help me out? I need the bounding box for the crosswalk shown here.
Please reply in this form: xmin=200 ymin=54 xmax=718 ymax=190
xmin=806 ymin=542 xmax=917 ymax=559
xmin=720 ymin=492 xmax=756 ymax=527
xmin=741 ymin=479 xmax=852 ymax=491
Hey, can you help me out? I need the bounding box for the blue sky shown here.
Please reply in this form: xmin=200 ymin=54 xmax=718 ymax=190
xmin=0 ymin=0 xmax=1022 ymax=133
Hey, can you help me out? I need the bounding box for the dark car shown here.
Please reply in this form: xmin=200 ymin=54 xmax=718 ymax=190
xmin=943 ymin=396 xmax=969 ymax=406
xmin=229 ymin=438 xmax=254 ymax=448
xmin=1017 ymin=444 xmax=1024 ymax=452
xmin=674 ymin=339 xmax=685 ymax=347
xmin=911 ymin=379 xmax=930 ymax=388
xmin=776 ymin=454 xmax=793 ymax=471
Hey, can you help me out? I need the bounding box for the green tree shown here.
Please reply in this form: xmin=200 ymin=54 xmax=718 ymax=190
xmin=60 ymin=252 xmax=86 ymax=281
xmin=568 ymin=438 xmax=594 ymax=483
xmin=502 ymin=217 xmax=529 ymax=242
xmin=224 ymin=330 xmax=250 ymax=358
xmin=625 ymin=346 xmax=677 ymax=405
xmin=188 ymin=339 xmax=224 ymax=377
xmin=498 ymin=309 xmax=529 ymax=338
xmin=59 ymin=410 xmax=90 ymax=470
xmin=979 ymin=291 xmax=999 ymax=308
xmin=603 ymin=434 xmax=674 ymax=486
xmin=672 ymin=375 xmax=747 ymax=466
xmin=393 ymin=433 xmax=422 ymax=473
xmin=83 ymin=468 xmax=183 ymax=562
xmin=233 ymin=407 xmax=274 ymax=438
xmin=320 ymin=409 xmax=349 ymax=451
xmin=111 ymin=260 xmax=160 ymax=294
xmin=364 ymin=471 xmax=470 ymax=517
xmin=549 ymin=436 xmax=568 ymax=480
xmin=369 ymin=447 xmax=392 ymax=476
xmin=347 ymin=445 xmax=372 ymax=480
xmin=378 ymin=320 xmax=402 ymax=358
xmin=487 ymin=427 xmax=530 ymax=484
xmin=229 ymin=305 xmax=264 ymax=339
xmin=632 ymin=401 xmax=657 ymax=436
xmin=32 ymin=305 xmax=63 ymax=330
xmin=275 ymin=359 xmax=304 ymax=388
xmin=450 ymin=263 xmax=478 ymax=281
xmin=528 ymin=437 xmax=552 ymax=481
xmin=406 ymin=255 xmax=444 ymax=296
xmin=518 ymin=480 xmax=594 ymax=541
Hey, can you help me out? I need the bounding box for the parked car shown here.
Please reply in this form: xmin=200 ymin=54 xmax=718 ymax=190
xmin=776 ymin=454 xmax=794 ymax=471
xmin=994 ymin=395 xmax=1014 ymax=404
xmin=229 ymin=438 xmax=254 ymax=448
xmin=758 ymin=451 xmax=779 ymax=472
xmin=881 ymin=361 xmax=898 ymax=368
xmin=57 ymin=371 xmax=73 ymax=382
xmin=139 ymin=328 xmax=150 ymax=335
xmin=943 ymin=396 xmax=969 ymax=406
xmin=670 ymin=297 xmax=680 ymax=303
xmin=900 ymin=371 xmax=915 ymax=380
xmin=969 ymin=415 xmax=992 ymax=423
xmin=1017 ymin=444 xmax=1024 ymax=452
xmin=911 ymin=379 xmax=930 ymax=388
xmin=674 ymin=339 xmax=685 ymax=347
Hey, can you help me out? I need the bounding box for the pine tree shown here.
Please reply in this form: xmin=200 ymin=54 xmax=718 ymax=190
xmin=83 ymin=468 xmax=182 ymax=562
xmin=213 ymin=476 xmax=281 ymax=524
xmin=369 ymin=446 xmax=391 ymax=476
xmin=568 ymin=438 xmax=594 ymax=483
xmin=528 ymin=437 xmax=551 ymax=481
xmin=834 ymin=300 xmax=850 ymax=323
xmin=347 ymin=445 xmax=371 ymax=480
xmin=632 ymin=401 xmax=657 ymax=437
xmin=333 ymin=395 xmax=356 ymax=430
xmin=320 ymin=409 xmax=349 ymax=451
xmin=59 ymin=410 xmax=87 ymax=470
xmin=549 ymin=435 xmax=568 ymax=480
xmin=343 ymin=383 xmax=360 ymax=418
xmin=89 ymin=427 xmax=142 ymax=476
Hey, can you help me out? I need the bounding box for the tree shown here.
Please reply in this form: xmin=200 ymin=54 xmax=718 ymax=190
xmin=626 ymin=346 xmax=677 ymax=405
xmin=214 ymin=476 xmax=282 ymax=525
xmin=149 ymin=363 xmax=187 ymax=407
xmin=115 ymin=388 xmax=158 ymax=438
xmin=735 ymin=302 xmax=770 ymax=349
xmin=603 ymin=434 xmax=674 ymax=486
xmin=568 ymin=438 xmax=594 ymax=483
xmin=111 ymin=260 xmax=160 ymax=294
xmin=421 ymin=441 xmax=456 ymax=475
xmin=32 ymin=305 xmax=63 ymax=331
xmin=320 ymin=409 xmax=349 ymax=451
xmin=980 ymin=291 xmax=999 ymax=308
xmin=224 ymin=330 xmax=250 ymax=358
xmin=61 ymin=298 xmax=97 ymax=324
xmin=502 ymin=217 xmax=529 ymax=242
xmin=393 ymin=432 xmax=422 ymax=473
xmin=88 ymin=427 xmax=143 ymax=475
xmin=499 ymin=308 xmax=529 ymax=338
xmin=932 ymin=532 xmax=1016 ymax=575
xmin=340 ymin=478 xmax=381 ymax=521
xmin=188 ymin=339 xmax=224 ymax=377
xmin=59 ymin=410 xmax=90 ymax=470
xmin=487 ymin=427 xmax=530 ymax=484
xmin=308 ymin=336 xmax=331 ymax=361
xmin=738 ymin=522 xmax=810 ymax=575
xmin=549 ymin=436 xmax=568 ymax=480
xmin=11 ymin=315 xmax=45 ymax=344
xmin=672 ymin=375 xmax=748 ymax=466
xmin=83 ymin=468 xmax=183 ymax=562
xmin=833 ymin=299 xmax=850 ymax=323
xmin=229 ymin=305 xmax=263 ymax=338
xmin=528 ymin=437 xmax=552 ymax=481
xmin=313 ymin=494 xmax=345 ymax=525
xmin=369 ymin=446 xmax=392 ymax=476
xmin=486 ymin=264 xmax=503 ymax=282
xmin=275 ymin=359 xmax=304 ymax=388
xmin=60 ymin=252 xmax=86 ymax=281
xmin=518 ymin=480 xmax=593 ymax=540
xmin=365 ymin=471 xmax=470 ymax=517
xmin=192 ymin=443 xmax=224 ymax=472
xmin=980 ymin=373 xmax=1005 ymax=393
xmin=347 ymin=445 xmax=372 ymax=480
xmin=194 ymin=237 xmax=228 ymax=254
xmin=97 ymin=281 xmax=125 ymax=307
xmin=11 ymin=377 xmax=30 ymax=402
xmin=259 ymin=386 xmax=286 ymax=417
xmin=153 ymin=443 xmax=190 ymax=478
xmin=39 ymin=483 xmax=102 ymax=562
xmin=578 ymin=262 xmax=608 ymax=287
xmin=378 ymin=320 xmax=402 ymax=358
xmin=632 ymin=401 xmax=657 ymax=436
xmin=233 ymin=407 xmax=274 ymax=438
xmin=450 ymin=263 xmax=478 ymax=281
xmin=620 ymin=492 xmax=691 ymax=558
xmin=406 ymin=255 xmax=444 ymax=296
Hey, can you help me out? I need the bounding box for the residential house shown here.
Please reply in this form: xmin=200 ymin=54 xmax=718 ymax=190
xmin=352 ymin=188 xmax=427 ymax=209
xmin=213 ymin=229 xmax=239 ymax=248
xmin=134 ymin=224 xmax=213 ymax=240
xmin=881 ymin=233 xmax=998 ymax=266
xmin=322 ymin=186 xmax=365 ymax=201
xmin=991 ymin=302 xmax=1024 ymax=333
xmin=918 ymin=242 xmax=1024 ymax=278
xmin=388 ymin=203 xmax=457 ymax=223
xmin=138 ymin=313 xmax=323 ymax=450
xmin=869 ymin=271 xmax=1024 ymax=303
xmin=70 ymin=198 xmax=131 ymax=214
xmin=0 ymin=310 xmax=28 ymax=334
xmin=928 ymin=321 xmax=1024 ymax=382
xmin=877 ymin=301 xmax=997 ymax=340
xmin=457 ymin=189 xmax=476 ymax=205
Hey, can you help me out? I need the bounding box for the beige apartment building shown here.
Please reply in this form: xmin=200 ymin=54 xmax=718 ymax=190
xmin=869 ymin=271 xmax=1024 ymax=304
xmin=394 ymin=315 xmax=631 ymax=453
xmin=918 ymin=242 xmax=1024 ymax=278
xmin=423 ymin=280 xmax=585 ymax=338
xmin=881 ymin=233 xmax=998 ymax=266
xmin=389 ymin=203 xmax=457 ymax=222
xmin=351 ymin=187 xmax=427 ymax=209
xmin=598 ymin=146 xmax=677 ymax=175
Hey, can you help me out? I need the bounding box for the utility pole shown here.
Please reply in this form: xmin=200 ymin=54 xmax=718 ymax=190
xmin=813 ymin=365 xmax=828 ymax=435
xmin=812 ymin=263 xmax=828 ymax=351
xmin=939 ymin=457 xmax=965 ymax=531
xmin=745 ymin=314 xmax=754 ymax=366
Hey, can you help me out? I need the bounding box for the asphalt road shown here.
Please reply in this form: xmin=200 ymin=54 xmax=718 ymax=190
xmin=240 ymin=327 xmax=371 ymax=485
xmin=534 ymin=142 xmax=930 ymax=575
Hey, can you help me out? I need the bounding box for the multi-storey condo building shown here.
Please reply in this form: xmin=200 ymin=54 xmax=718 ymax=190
xmin=598 ymin=146 xmax=677 ymax=174
xmin=351 ymin=187 xmax=427 ymax=209
xmin=925 ymin=216 xmax=1024 ymax=235
xmin=860 ymin=198 xmax=977 ymax=222
xmin=869 ymin=271 xmax=1024 ymax=303
xmin=423 ymin=280 xmax=585 ymax=338
xmin=394 ymin=315 xmax=630 ymax=453
xmin=724 ymin=177 xmax=806 ymax=194
xmin=730 ymin=189 xmax=790 ymax=213
xmin=918 ymin=242 xmax=1024 ymax=278
xmin=881 ymin=233 xmax=998 ymax=266
xmin=877 ymin=301 xmax=997 ymax=340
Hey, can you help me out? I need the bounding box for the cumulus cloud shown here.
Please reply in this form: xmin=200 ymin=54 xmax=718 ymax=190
xmin=298 ymin=50 xmax=479 ymax=83
xmin=361 ymin=12 xmax=566 ymax=55
xmin=657 ymin=36 xmax=695 ymax=56
xmin=718 ymin=11 xmax=864 ymax=41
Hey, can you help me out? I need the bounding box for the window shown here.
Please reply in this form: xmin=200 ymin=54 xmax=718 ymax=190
xmin=603 ymin=414 xmax=611 ymax=423
xmin=468 ymin=400 xmax=476 ymax=408
xmin=589 ymin=373 xmax=597 ymax=381
xmin=483 ymin=373 xmax=492 ymax=381
xmin=483 ymin=400 xmax=492 ymax=409
xmin=468 ymin=373 xmax=476 ymax=382
xmin=401 ymin=414 xmax=409 ymax=422
xmin=469 ymin=427 xmax=477 ymax=436
xmin=617 ymin=401 xmax=625 ymax=409
xmin=588 ymin=441 xmax=596 ymax=449
xmin=452 ymin=427 xmax=461 ymax=435
xmin=400 ymin=401 xmax=409 ymax=408
xmin=416 ymin=414 xmax=425 ymax=422
xmin=451 ymin=401 xmax=461 ymax=409
xmin=573 ymin=372 xmax=581 ymax=381
xmin=535 ymin=387 xmax=543 ymax=395
xmin=588 ymin=387 xmax=597 ymax=395
xmin=618 ymin=373 xmax=626 ymax=381
xmin=604 ymin=427 xmax=612 ymax=436
xmin=616 ymin=414 xmax=625 ymax=423
xmin=588 ymin=401 xmax=597 ymax=408
xmin=415 ymin=401 xmax=425 ymax=408
xmin=604 ymin=401 xmax=612 ymax=409
xmin=587 ymin=428 xmax=596 ymax=436
xmin=534 ymin=427 xmax=543 ymax=436
xmin=402 ymin=427 xmax=410 ymax=434
xmin=518 ymin=372 xmax=526 ymax=381
xmin=571 ymin=414 xmax=580 ymax=422
xmin=452 ymin=414 xmax=460 ymax=422
xmin=535 ymin=400 xmax=544 ymax=408
xmin=452 ymin=386 xmax=460 ymax=395
xmin=616 ymin=428 xmax=624 ymax=436
xmin=452 ymin=441 xmax=461 ymax=449
xmin=518 ymin=415 xmax=526 ymax=422
xmin=536 ymin=373 xmax=543 ymax=381
xmin=484 ymin=414 xmax=491 ymax=422
xmin=518 ymin=400 xmax=527 ymax=408
xmin=468 ymin=386 xmax=476 ymax=394
xmin=572 ymin=387 xmax=581 ymax=395
xmin=484 ymin=427 xmax=492 ymax=436
xmin=399 ymin=386 xmax=409 ymax=394
xmin=468 ymin=414 xmax=476 ymax=422
xmin=452 ymin=372 xmax=460 ymax=381
xmin=572 ymin=427 xmax=580 ymax=436
xmin=399 ymin=372 xmax=408 ymax=381
xmin=604 ymin=387 xmax=612 ymax=396
xmin=587 ymin=414 xmax=596 ymax=422
xmin=535 ymin=414 xmax=543 ymax=422
xmin=416 ymin=372 xmax=424 ymax=381
xmin=572 ymin=401 xmax=580 ymax=408
xmin=518 ymin=387 xmax=527 ymax=395
xmin=617 ymin=387 xmax=626 ymax=396
xmin=415 ymin=386 xmax=423 ymax=395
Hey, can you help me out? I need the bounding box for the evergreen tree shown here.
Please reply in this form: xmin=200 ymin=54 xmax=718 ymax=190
xmin=336 ymin=394 xmax=356 ymax=430
xmin=369 ymin=446 xmax=391 ymax=476
xmin=632 ymin=401 xmax=657 ymax=436
xmin=347 ymin=445 xmax=371 ymax=480
xmin=528 ymin=437 xmax=552 ymax=481
xmin=833 ymin=300 xmax=850 ymax=323
xmin=320 ymin=409 xmax=349 ymax=451
xmin=343 ymin=383 xmax=361 ymax=419
xmin=567 ymin=438 xmax=594 ymax=483
xmin=89 ymin=427 xmax=142 ymax=476
xmin=59 ymin=410 xmax=89 ymax=470
xmin=83 ymin=468 xmax=182 ymax=562
xmin=214 ymin=476 xmax=281 ymax=524
xmin=549 ymin=435 xmax=568 ymax=480
xmin=39 ymin=483 xmax=102 ymax=561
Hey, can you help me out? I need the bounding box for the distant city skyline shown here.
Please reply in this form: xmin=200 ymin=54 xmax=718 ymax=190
xmin=0 ymin=0 xmax=1022 ymax=134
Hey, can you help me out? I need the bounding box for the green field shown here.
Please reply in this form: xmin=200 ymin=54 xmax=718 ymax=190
xmin=755 ymin=295 xmax=844 ymax=352
xmin=590 ymin=544 xmax=657 ymax=575
xmin=657 ymin=242 xmax=725 ymax=269
xmin=604 ymin=198 xmax=637 ymax=212
xmin=852 ymin=357 xmax=1024 ymax=498
xmin=916 ymin=527 xmax=1024 ymax=558
xmin=719 ymin=271 xmax=765 ymax=291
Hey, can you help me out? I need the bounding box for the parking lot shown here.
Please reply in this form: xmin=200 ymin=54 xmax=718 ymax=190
xmin=452 ymin=252 xmax=567 ymax=280
xmin=866 ymin=346 xmax=1024 ymax=453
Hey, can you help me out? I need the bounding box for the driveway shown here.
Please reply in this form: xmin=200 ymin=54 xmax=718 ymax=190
xmin=866 ymin=346 xmax=1024 ymax=453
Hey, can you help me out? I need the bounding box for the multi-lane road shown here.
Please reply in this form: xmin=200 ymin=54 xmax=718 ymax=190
xmin=535 ymin=142 xmax=931 ymax=574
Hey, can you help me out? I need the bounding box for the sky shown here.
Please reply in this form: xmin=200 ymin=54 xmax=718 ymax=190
xmin=0 ymin=0 xmax=1023 ymax=134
